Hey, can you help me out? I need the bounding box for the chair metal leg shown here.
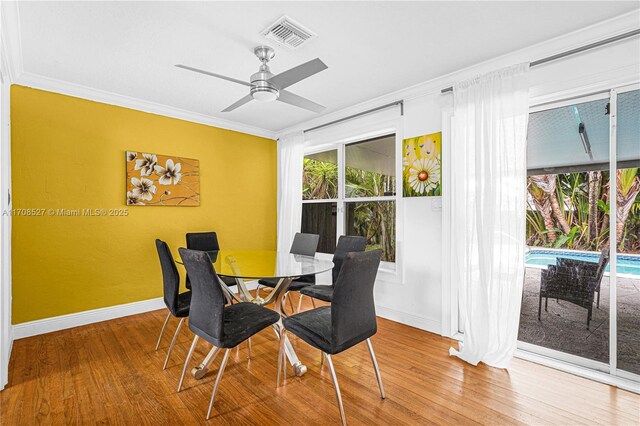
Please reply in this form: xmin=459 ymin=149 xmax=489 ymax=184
xmin=538 ymin=294 xmax=542 ymax=320
xmin=277 ymin=328 xmax=287 ymax=387
xmin=311 ymin=298 xmax=317 ymax=308
xmin=545 ymin=297 xmax=548 ymax=312
xmin=297 ymin=293 xmax=304 ymax=313
xmin=178 ymin=335 xmax=199 ymax=392
xmin=163 ymin=317 xmax=185 ymax=370
xmin=597 ymin=290 xmax=600 ymax=308
xmin=155 ymin=312 xmax=171 ymax=351
xmin=255 ymin=284 xmax=261 ymax=298
xmin=325 ymin=353 xmax=346 ymax=426
xmin=207 ymin=348 xmax=232 ymax=420
xmin=366 ymin=339 xmax=385 ymax=399
xmin=247 ymin=338 xmax=252 ymax=360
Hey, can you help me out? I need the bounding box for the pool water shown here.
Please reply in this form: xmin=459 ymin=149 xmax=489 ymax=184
xmin=526 ymin=249 xmax=640 ymax=277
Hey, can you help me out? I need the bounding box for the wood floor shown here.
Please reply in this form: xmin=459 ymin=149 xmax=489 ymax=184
xmin=1 ymin=295 xmax=638 ymax=425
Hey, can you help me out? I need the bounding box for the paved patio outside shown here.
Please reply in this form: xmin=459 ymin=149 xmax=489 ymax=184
xmin=518 ymin=268 xmax=640 ymax=375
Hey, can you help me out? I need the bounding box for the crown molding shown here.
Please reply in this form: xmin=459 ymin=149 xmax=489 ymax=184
xmin=276 ymin=9 xmax=640 ymax=137
xmin=15 ymin=72 xmax=276 ymax=139
xmin=1 ymin=2 xmax=275 ymax=140
xmin=0 ymin=1 xmax=23 ymax=83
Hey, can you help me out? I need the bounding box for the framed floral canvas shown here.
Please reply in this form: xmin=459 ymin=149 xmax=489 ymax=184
xmin=402 ymin=132 xmax=441 ymax=197
xmin=126 ymin=152 xmax=200 ymax=206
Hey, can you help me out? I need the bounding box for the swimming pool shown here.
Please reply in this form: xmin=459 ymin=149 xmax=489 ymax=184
xmin=525 ymin=249 xmax=640 ymax=278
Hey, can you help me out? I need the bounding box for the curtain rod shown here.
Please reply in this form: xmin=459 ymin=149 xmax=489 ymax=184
xmin=304 ymin=100 xmax=403 ymax=133
xmin=440 ymin=28 xmax=640 ymax=94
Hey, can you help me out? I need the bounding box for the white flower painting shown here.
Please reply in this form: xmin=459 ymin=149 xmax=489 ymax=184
xmin=126 ymin=151 xmax=200 ymax=206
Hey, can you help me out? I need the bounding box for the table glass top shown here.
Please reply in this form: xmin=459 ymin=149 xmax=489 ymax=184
xmin=177 ymin=250 xmax=334 ymax=279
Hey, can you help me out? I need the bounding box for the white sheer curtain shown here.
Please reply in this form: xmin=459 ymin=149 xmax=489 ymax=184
xmin=277 ymin=131 xmax=304 ymax=254
xmin=449 ymin=63 xmax=531 ymax=368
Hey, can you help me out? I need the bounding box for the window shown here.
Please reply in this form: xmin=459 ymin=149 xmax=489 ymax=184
xmin=302 ymin=135 xmax=397 ymax=263
xmin=303 ymin=150 xmax=338 ymax=200
xmin=302 ymin=150 xmax=338 ymax=254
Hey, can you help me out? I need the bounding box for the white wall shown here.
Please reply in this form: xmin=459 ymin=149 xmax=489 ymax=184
xmin=374 ymin=93 xmax=447 ymax=333
xmin=285 ymin=12 xmax=640 ymax=337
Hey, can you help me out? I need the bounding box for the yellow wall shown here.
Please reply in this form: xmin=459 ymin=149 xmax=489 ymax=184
xmin=10 ymin=85 xmax=277 ymax=324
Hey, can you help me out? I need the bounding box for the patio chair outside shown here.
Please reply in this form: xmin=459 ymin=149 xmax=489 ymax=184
xmin=538 ymin=248 xmax=610 ymax=329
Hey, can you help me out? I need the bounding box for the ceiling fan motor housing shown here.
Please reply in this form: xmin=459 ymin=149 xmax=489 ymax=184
xmin=250 ymin=69 xmax=279 ymax=101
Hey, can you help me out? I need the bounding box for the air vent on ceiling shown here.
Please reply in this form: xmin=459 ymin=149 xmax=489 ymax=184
xmin=262 ymin=15 xmax=316 ymax=50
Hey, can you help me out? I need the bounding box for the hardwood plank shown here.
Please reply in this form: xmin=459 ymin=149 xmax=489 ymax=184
xmin=1 ymin=298 xmax=638 ymax=425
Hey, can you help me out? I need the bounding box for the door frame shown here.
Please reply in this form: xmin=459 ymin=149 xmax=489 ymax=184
xmin=442 ymin=82 xmax=640 ymax=393
xmin=0 ymin=42 xmax=12 ymax=391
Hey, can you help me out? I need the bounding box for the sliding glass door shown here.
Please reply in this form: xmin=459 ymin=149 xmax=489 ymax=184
xmin=615 ymin=87 xmax=640 ymax=377
xmin=518 ymin=85 xmax=640 ymax=382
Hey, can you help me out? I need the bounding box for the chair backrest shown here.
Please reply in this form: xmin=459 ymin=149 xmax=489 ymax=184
xmin=332 ymin=235 xmax=367 ymax=284
xmin=178 ymin=248 xmax=225 ymax=342
xmin=155 ymin=239 xmax=181 ymax=315
xmin=290 ymin=233 xmax=320 ymax=257
xmin=596 ymin=247 xmax=610 ymax=282
xmin=331 ymin=250 xmax=382 ymax=351
xmin=186 ymin=232 xmax=221 ymax=252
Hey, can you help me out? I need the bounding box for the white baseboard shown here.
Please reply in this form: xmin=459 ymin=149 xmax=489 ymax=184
xmin=12 ymin=297 xmax=166 ymax=339
xmin=12 ymin=283 xmax=432 ymax=340
xmin=12 ymin=281 xmax=260 ymax=339
xmin=375 ymin=304 xmax=442 ymax=335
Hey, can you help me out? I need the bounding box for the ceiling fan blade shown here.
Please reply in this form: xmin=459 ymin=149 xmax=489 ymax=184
xmin=278 ymin=90 xmax=325 ymax=113
xmin=268 ymin=58 xmax=328 ymax=90
xmin=175 ymin=64 xmax=251 ymax=87
xmin=222 ymin=94 xmax=253 ymax=112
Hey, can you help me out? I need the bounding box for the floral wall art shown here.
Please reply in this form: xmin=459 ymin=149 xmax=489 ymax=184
xmin=402 ymin=132 xmax=442 ymax=197
xmin=126 ymin=152 xmax=200 ymax=206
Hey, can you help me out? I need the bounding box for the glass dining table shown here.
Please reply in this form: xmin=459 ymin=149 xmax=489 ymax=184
xmin=176 ymin=249 xmax=334 ymax=378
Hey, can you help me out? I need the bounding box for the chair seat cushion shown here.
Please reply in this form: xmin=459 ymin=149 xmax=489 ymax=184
xmin=191 ymin=302 xmax=280 ymax=348
xmin=283 ymin=306 xmax=333 ymax=353
xmin=258 ymin=277 xmax=313 ymax=291
xmin=174 ymin=291 xmax=192 ymax=317
xmin=283 ymin=306 xmax=375 ymax=355
xmin=299 ymin=285 xmax=334 ymax=302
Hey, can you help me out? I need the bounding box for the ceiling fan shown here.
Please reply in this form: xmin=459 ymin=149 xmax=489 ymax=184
xmin=176 ymin=46 xmax=328 ymax=113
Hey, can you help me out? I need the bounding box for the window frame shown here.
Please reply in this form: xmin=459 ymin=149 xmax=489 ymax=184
xmin=302 ymin=118 xmax=404 ymax=282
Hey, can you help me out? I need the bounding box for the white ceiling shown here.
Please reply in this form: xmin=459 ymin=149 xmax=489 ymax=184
xmin=15 ymin=1 xmax=640 ymax=133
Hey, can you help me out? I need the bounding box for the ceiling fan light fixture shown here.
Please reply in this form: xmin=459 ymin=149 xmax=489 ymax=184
xmin=251 ymin=86 xmax=279 ymax=102
xmin=176 ymin=44 xmax=326 ymax=112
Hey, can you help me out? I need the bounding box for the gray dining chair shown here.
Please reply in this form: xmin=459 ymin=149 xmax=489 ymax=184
xmin=257 ymin=232 xmax=319 ymax=312
xmin=154 ymin=239 xmax=191 ymax=370
xmin=280 ymin=249 xmax=385 ymax=426
xmin=185 ymin=231 xmax=237 ymax=289
xmin=299 ymin=235 xmax=367 ymax=303
xmin=177 ymin=248 xmax=281 ymax=419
